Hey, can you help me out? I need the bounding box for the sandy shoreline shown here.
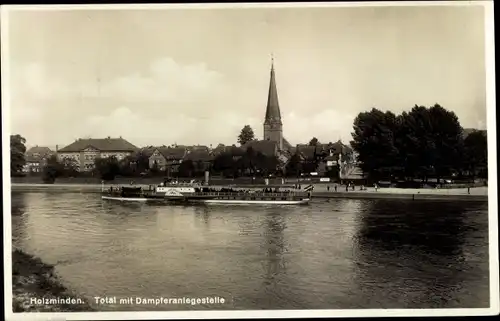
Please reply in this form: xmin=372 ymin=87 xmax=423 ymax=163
xmin=10 ymin=183 xmax=488 ymax=201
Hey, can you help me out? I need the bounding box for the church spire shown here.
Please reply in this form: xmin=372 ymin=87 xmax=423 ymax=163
xmin=265 ymin=54 xmax=282 ymax=125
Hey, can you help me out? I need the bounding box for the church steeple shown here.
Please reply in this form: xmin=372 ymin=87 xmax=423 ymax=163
xmin=263 ymin=55 xmax=284 ymax=150
xmin=264 ymin=55 xmax=282 ymax=125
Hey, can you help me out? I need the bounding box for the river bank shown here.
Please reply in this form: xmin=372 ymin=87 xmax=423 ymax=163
xmin=10 ymin=183 xmax=488 ymax=201
xmin=12 ymin=249 xmax=94 ymax=312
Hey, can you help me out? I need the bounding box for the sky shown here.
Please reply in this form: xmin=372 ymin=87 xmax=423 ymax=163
xmin=4 ymin=3 xmax=489 ymax=150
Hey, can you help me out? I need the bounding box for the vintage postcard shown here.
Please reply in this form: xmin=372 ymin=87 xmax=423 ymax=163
xmin=2 ymin=1 xmax=498 ymax=320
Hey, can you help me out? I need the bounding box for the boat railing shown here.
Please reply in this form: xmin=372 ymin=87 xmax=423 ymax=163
xmin=194 ymin=191 xmax=310 ymax=197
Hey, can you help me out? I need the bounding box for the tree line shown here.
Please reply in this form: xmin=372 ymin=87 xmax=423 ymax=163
xmin=11 ymin=103 xmax=487 ymax=184
xmin=350 ymin=104 xmax=488 ymax=183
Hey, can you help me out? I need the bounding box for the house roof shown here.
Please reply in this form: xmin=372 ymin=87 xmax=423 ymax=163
xmin=243 ymin=140 xmax=278 ymax=157
xmin=186 ymin=145 xmax=210 ymax=152
xmin=157 ymin=147 xmax=187 ymax=160
xmin=136 ymin=146 xmax=157 ymax=157
xmin=26 ymin=146 xmax=53 ymax=156
xmin=183 ymin=150 xmax=214 ymax=162
xmin=211 ymin=144 xmax=227 ymax=155
xmin=26 ymin=155 xmax=42 ymax=163
xmin=282 ymin=137 xmax=293 ymax=151
xmin=296 ymin=145 xmax=317 ymax=159
xmin=58 ymin=137 xmax=138 ymax=153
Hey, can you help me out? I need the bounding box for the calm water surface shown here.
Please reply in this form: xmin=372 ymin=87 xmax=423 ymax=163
xmin=11 ymin=192 xmax=489 ymax=310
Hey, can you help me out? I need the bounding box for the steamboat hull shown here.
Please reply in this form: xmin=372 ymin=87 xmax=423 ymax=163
xmin=100 ymin=183 xmax=311 ymax=205
xmin=194 ymin=198 xmax=310 ymax=205
xmin=101 ymin=194 xmax=310 ymax=205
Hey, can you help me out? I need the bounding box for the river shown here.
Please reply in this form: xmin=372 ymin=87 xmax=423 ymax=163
xmin=11 ymin=192 xmax=490 ymax=311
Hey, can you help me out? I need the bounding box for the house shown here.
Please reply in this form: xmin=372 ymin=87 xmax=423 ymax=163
xmin=210 ymin=144 xmax=245 ymax=161
xmin=186 ymin=145 xmax=210 ymax=153
xmin=210 ymin=144 xmax=227 ymax=156
xmin=57 ymin=137 xmax=138 ymax=172
xmin=183 ymin=149 xmax=214 ymax=172
xmin=24 ymin=146 xmax=54 ymax=173
xmin=147 ymin=146 xmax=188 ymax=174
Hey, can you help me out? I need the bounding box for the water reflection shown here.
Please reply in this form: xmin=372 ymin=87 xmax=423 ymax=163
xmin=352 ymin=200 xmax=489 ymax=308
xmin=261 ymin=211 xmax=287 ymax=287
xmin=10 ymin=193 xmax=490 ymax=310
xmin=194 ymin=206 xmax=211 ymax=226
xmin=11 ymin=192 xmax=27 ymax=250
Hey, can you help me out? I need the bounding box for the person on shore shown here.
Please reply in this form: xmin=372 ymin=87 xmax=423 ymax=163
xmin=334 ymin=184 xmax=338 ymax=192
xmin=352 ymin=183 xmax=355 ymax=191
xmin=346 ymin=184 xmax=349 ymax=192
xmin=374 ymin=183 xmax=378 ymax=192
xmin=327 ymin=185 xmax=330 ymax=191
xmin=467 ymin=186 xmax=471 ymax=194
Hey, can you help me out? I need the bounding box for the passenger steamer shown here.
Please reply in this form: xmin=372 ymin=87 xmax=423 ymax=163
xmin=101 ymin=180 xmax=312 ymax=205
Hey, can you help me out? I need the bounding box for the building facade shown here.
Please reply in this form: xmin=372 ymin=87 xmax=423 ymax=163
xmin=57 ymin=137 xmax=138 ymax=171
xmin=23 ymin=146 xmax=54 ymax=173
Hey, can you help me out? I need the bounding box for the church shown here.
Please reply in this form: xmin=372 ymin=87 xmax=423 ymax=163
xmin=247 ymin=57 xmax=356 ymax=167
xmin=262 ymin=58 xmax=293 ymax=152
xmin=242 ymin=58 xmax=293 ymax=163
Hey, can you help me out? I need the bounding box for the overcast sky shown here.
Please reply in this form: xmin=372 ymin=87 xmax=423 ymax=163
xmin=5 ymin=3 xmax=488 ymax=149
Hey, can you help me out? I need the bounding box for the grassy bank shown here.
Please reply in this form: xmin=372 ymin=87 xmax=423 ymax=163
xmin=12 ymin=249 xmax=93 ymax=312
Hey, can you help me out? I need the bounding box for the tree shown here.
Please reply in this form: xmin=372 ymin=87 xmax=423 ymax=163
xmin=41 ymin=155 xmax=60 ymax=183
xmin=59 ymin=157 xmax=79 ymax=177
xmin=463 ymin=130 xmax=487 ymax=179
xmin=350 ymin=108 xmax=400 ymax=181
xmin=178 ymin=159 xmax=195 ymax=178
xmin=237 ymin=125 xmax=256 ymax=145
xmin=428 ymin=104 xmax=464 ymax=181
xmin=285 ymin=153 xmax=302 ymax=177
xmin=11 ymin=134 xmax=27 ymax=175
xmin=94 ymin=156 xmax=120 ymax=181
xmin=135 ymin=151 xmax=150 ymax=173
xmin=213 ymin=152 xmax=234 ymax=175
xmin=350 ymin=104 xmax=465 ymax=182
xmin=150 ymin=161 xmax=160 ymax=175
xmin=118 ymin=155 xmax=135 ymax=177
xmin=308 ymin=137 xmax=319 ymax=146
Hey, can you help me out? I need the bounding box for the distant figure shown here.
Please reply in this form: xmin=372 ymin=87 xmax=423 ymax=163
xmin=298 ymin=184 xmax=301 ymax=189
xmin=374 ymin=183 xmax=378 ymax=192
xmin=468 ymin=186 xmax=471 ymax=194
xmin=346 ymin=184 xmax=349 ymax=192
xmin=327 ymin=185 xmax=330 ymax=191
xmin=334 ymin=184 xmax=338 ymax=192
xmin=352 ymin=184 xmax=355 ymax=191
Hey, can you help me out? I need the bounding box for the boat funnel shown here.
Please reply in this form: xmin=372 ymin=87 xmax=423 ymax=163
xmin=204 ymin=171 xmax=209 ymax=185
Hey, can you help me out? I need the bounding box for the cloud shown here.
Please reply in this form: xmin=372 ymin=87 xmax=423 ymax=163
xmin=8 ymin=57 xmax=359 ymax=148
xmin=283 ymin=109 xmax=356 ymax=145
xmin=97 ymin=58 xmax=226 ymax=107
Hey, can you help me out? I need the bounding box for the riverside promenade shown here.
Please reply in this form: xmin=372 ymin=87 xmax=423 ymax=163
xmin=10 ymin=183 xmax=488 ymax=202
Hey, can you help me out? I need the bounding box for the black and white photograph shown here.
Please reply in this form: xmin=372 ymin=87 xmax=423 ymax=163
xmin=2 ymin=1 xmax=498 ymax=320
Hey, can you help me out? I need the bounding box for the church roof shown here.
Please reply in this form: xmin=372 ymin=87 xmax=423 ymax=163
xmin=264 ymin=60 xmax=282 ymax=125
xmin=243 ymin=140 xmax=278 ymax=157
